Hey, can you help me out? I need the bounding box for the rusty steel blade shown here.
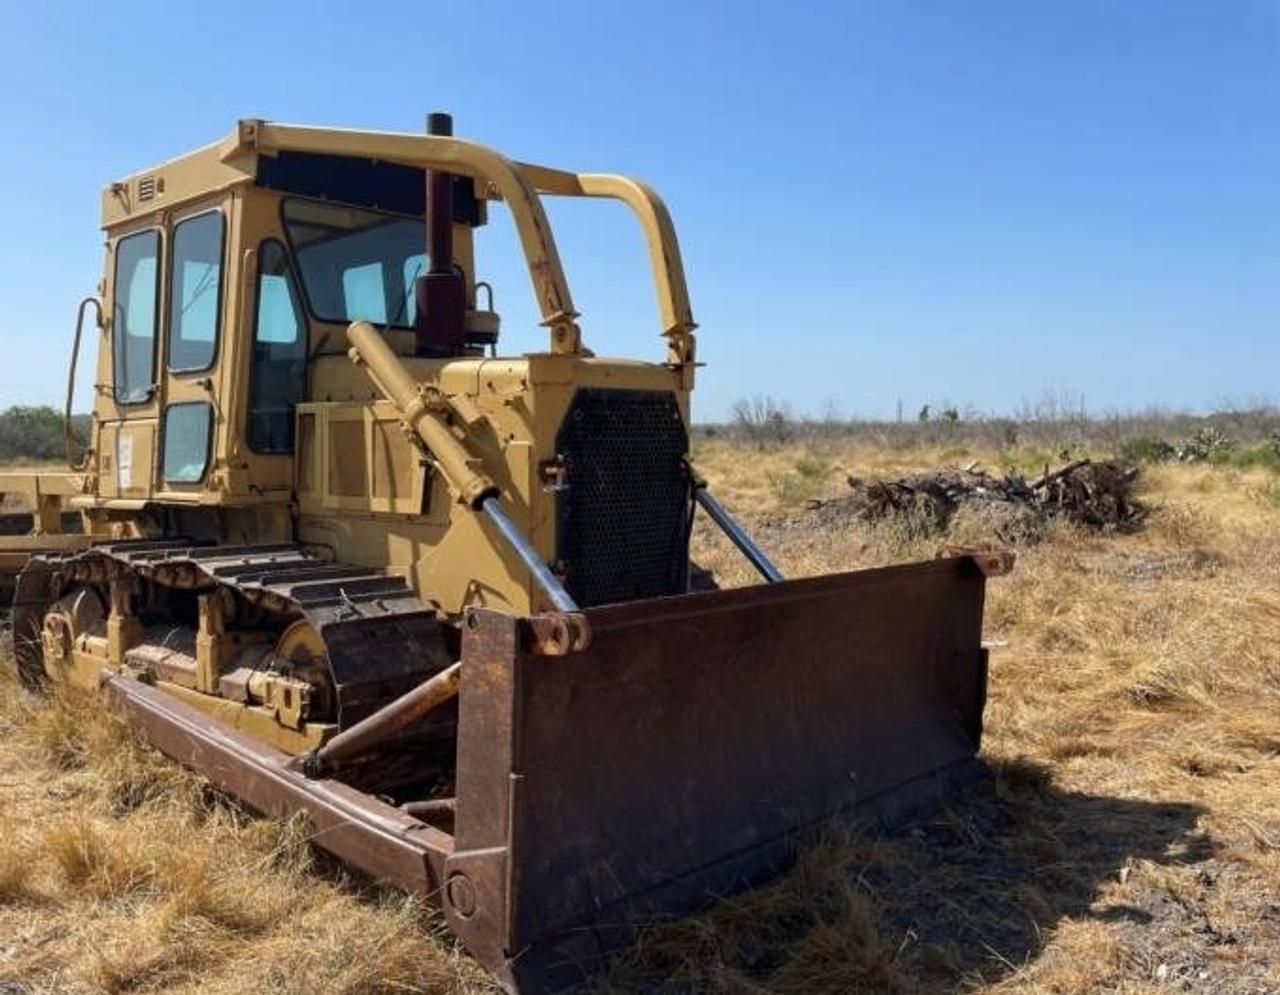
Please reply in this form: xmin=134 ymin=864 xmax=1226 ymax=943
xmin=445 ymin=555 xmax=990 ymax=990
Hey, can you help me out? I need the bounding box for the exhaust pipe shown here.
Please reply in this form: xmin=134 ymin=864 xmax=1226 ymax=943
xmin=414 ymin=111 xmax=468 ymax=356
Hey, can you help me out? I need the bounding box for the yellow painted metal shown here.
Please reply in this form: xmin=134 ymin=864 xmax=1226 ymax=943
xmin=346 ymin=321 xmax=497 ymax=509
xmin=513 ymin=163 xmax=697 ymax=365
xmin=0 ymin=471 xmax=87 ymax=534
xmin=292 ymin=351 xmax=684 ymax=616
xmin=67 ymin=646 xmax=111 ymax=692
xmin=0 ymin=471 xmax=86 ymax=498
xmin=72 ymin=119 xmax=696 ymax=516
xmin=0 ymin=534 xmax=95 ymax=553
xmin=106 ymin=579 xmax=142 ymax=668
xmin=101 ymin=138 xmax=254 ymax=228
xmin=5 ymin=117 xmax=703 ymax=741
xmin=41 ymin=587 xmax=105 ymax=688
xmin=246 ymin=670 xmax=313 ymax=731
xmin=195 ymin=593 xmax=233 ymax=695
xmin=155 ymin=681 xmax=334 ymax=754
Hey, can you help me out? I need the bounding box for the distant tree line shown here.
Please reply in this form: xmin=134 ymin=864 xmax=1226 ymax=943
xmin=0 ymin=406 xmax=90 ymax=462
xmin=709 ymin=394 xmax=1280 ymax=463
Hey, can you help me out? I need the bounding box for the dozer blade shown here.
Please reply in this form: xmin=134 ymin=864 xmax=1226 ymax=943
xmin=77 ymin=554 xmax=989 ymax=994
xmin=445 ymin=554 xmax=990 ymax=991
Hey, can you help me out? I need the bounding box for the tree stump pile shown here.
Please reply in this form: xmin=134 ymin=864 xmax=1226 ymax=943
xmin=837 ymin=459 xmax=1146 ymax=535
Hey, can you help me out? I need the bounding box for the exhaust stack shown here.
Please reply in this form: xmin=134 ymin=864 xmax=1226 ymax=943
xmin=414 ymin=111 xmax=468 ymax=355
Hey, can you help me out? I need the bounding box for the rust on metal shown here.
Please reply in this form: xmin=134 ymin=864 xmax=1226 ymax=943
xmin=101 ymin=671 xmax=452 ymax=892
xmin=12 ymin=546 xmax=992 ymax=991
xmin=0 ymin=116 xmax=1013 ymax=994
xmin=444 ymin=557 xmax=991 ymax=990
xmin=306 ymin=661 xmax=462 ymax=776
xmin=18 ymin=540 xmax=455 ymax=726
xmin=936 ymin=546 xmax=1016 ymax=577
xmin=402 ymin=796 xmax=456 ymax=818
xmin=522 ymin=611 xmax=589 ymax=656
xmin=414 ymin=111 xmax=468 ymax=355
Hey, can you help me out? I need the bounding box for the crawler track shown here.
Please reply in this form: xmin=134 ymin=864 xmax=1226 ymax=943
xmin=12 ymin=540 xmax=451 ymax=725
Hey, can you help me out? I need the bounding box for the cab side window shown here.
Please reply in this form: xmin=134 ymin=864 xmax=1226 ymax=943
xmin=167 ymin=212 xmax=225 ymax=371
xmin=112 ymin=230 xmax=160 ymax=403
xmin=247 ymin=241 xmax=307 ymax=452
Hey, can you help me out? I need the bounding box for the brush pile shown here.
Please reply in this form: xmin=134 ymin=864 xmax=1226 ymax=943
xmin=833 ymin=459 xmax=1146 ymax=536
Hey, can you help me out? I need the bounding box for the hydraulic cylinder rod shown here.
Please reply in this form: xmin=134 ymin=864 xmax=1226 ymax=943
xmin=481 ymin=496 xmax=579 ymax=613
xmin=694 ymin=487 xmax=785 ymax=584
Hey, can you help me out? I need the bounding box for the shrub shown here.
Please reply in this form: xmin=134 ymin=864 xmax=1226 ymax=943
xmin=769 ymin=470 xmax=824 ymax=506
xmin=0 ymin=405 xmax=90 ymax=462
xmin=731 ymin=396 xmax=794 ymax=448
xmin=794 ymin=455 xmax=833 ymax=481
xmin=1176 ymin=426 xmax=1236 ymax=463
xmin=1118 ymin=436 xmax=1176 ymax=464
xmin=1229 ymin=445 xmax=1280 ymax=473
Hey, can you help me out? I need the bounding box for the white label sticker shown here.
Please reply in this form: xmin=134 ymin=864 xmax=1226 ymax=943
xmin=117 ymin=432 xmax=133 ymax=490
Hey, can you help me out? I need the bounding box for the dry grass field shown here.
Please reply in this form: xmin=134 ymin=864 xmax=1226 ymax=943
xmin=2 ymin=438 xmax=1278 ymax=994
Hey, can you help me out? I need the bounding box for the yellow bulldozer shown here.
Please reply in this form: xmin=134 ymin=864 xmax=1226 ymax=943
xmin=0 ymin=114 xmax=1006 ymax=991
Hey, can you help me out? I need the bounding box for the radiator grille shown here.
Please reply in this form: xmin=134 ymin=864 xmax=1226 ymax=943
xmin=555 ymin=389 xmax=691 ymax=608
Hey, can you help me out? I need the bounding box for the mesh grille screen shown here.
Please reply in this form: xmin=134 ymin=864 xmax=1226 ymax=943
xmin=555 ymin=389 xmax=691 ymax=608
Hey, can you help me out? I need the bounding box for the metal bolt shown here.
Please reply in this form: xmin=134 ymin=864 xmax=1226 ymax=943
xmin=446 ymin=873 xmax=477 ymax=917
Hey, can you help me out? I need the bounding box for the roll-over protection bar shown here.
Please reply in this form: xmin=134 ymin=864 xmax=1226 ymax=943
xmin=516 ymin=164 xmax=696 ymax=363
xmin=222 ymin=121 xmax=696 ymax=363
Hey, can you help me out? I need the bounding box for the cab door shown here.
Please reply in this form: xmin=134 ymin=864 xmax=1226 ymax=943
xmin=98 ymin=225 xmax=163 ymax=500
xmin=152 ymin=205 xmax=228 ymax=500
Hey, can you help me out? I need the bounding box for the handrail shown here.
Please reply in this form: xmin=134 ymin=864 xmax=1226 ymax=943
xmin=66 ymin=296 xmax=103 ymax=471
xmin=222 ymin=121 xmax=583 ymax=354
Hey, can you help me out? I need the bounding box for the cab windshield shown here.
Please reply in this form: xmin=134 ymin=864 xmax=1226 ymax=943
xmin=282 ymin=198 xmax=424 ymax=328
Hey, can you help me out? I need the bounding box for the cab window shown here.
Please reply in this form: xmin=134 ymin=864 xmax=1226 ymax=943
xmin=402 ymin=253 xmax=425 ymax=324
xmin=112 ymin=230 xmax=160 ymax=404
xmin=247 ymin=241 xmax=308 ymax=452
xmin=341 ymin=261 xmax=387 ymax=324
xmin=281 ymin=198 xmax=423 ymax=328
xmin=167 ymin=211 xmax=224 ymax=371
xmin=162 ymin=402 xmax=212 ymax=483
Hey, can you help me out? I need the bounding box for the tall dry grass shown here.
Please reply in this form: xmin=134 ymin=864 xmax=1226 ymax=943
xmin=664 ymin=442 xmax=1280 ymax=995
xmin=0 ymin=676 xmax=498 ymax=995
xmin=2 ymin=443 xmax=1278 ymax=993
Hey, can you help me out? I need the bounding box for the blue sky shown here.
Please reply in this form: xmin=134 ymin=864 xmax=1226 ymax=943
xmin=0 ymin=0 xmax=1275 ymax=421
